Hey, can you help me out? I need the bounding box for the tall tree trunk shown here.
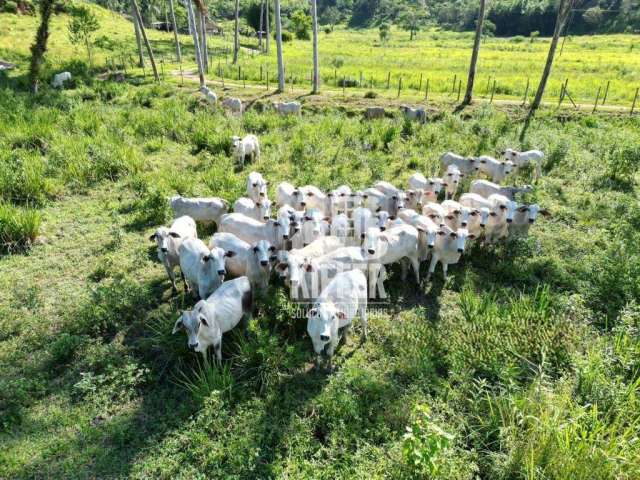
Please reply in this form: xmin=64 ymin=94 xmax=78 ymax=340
xmin=311 ymin=0 xmax=319 ymax=93
xmin=528 ymin=0 xmax=572 ymax=114
xmin=265 ymin=0 xmax=270 ymax=54
xmin=168 ymin=0 xmax=181 ymax=63
xmin=131 ymin=0 xmax=160 ymax=81
xmin=258 ymin=0 xmax=264 ymax=50
xmin=200 ymin=11 xmax=209 ymax=71
xmin=132 ymin=4 xmax=145 ymax=68
xmin=274 ymin=0 xmax=284 ymax=91
xmin=462 ymin=0 xmax=486 ymax=105
xmin=28 ymin=0 xmax=55 ymax=94
xmin=186 ymin=0 xmax=206 ymax=88
xmin=233 ymin=0 xmax=240 ymax=64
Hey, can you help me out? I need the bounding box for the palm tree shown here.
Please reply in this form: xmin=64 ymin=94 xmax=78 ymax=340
xmin=462 ymin=0 xmax=486 ymax=105
xmin=233 ymin=0 xmax=240 ymax=64
xmin=131 ymin=0 xmax=160 ymax=81
xmin=29 ymin=0 xmax=55 ymax=93
xmin=132 ymin=3 xmax=145 ymax=68
xmin=186 ymin=0 xmax=206 ymax=88
xmin=168 ymin=0 xmax=181 ymax=63
xmin=310 ymin=0 xmax=319 ymax=93
xmin=274 ymin=0 xmax=284 ymax=91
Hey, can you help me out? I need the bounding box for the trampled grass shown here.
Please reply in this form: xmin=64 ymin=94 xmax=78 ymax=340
xmin=1 ymin=5 xmax=640 ymax=478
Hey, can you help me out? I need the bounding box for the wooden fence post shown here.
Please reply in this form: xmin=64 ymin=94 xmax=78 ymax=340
xmin=456 ymin=79 xmax=462 ymax=102
xmin=397 ymin=76 xmax=402 ymax=98
xmin=490 ymin=80 xmax=496 ymax=104
xmin=631 ymin=87 xmax=639 ymax=115
xmin=160 ymin=58 xmax=165 ymax=81
xmin=360 ymin=71 xmax=363 ymax=87
xmin=486 ymin=75 xmax=491 ymax=95
xmin=425 ymin=78 xmax=430 ymax=102
xmin=266 ymin=70 xmax=269 ymax=90
xmin=602 ymin=80 xmax=610 ymax=105
xmin=260 ymin=64 xmax=263 ymax=81
xmin=452 ymin=74 xmax=457 ymax=94
xmin=342 ymin=76 xmax=345 ymax=97
xmin=418 ymin=73 xmax=422 ymax=93
xmin=592 ymin=86 xmax=601 ymax=113
xmin=386 ymin=72 xmax=391 ymax=89
xmin=522 ymin=77 xmax=530 ymax=107
xmin=179 ymin=59 xmax=184 ymax=86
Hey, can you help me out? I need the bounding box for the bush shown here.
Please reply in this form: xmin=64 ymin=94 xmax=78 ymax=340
xmin=337 ymin=78 xmax=358 ymax=88
xmin=324 ymin=26 xmax=331 ymax=34
xmin=2 ymin=0 xmax=17 ymax=13
xmin=364 ymin=90 xmax=378 ymax=99
xmin=331 ymin=56 xmax=345 ymax=69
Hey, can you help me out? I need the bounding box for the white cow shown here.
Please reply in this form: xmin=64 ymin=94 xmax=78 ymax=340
xmin=273 ymin=101 xmax=302 ymax=116
xmin=275 ymin=236 xmax=346 ymax=282
xmin=222 ymin=97 xmax=243 ymax=115
xmin=210 ymin=232 xmax=275 ymax=290
xmin=170 ymin=196 xmax=228 ymax=225
xmin=444 ymin=165 xmax=463 ymax=200
xmin=363 ymin=224 xmax=421 ymax=282
xmin=361 ymin=187 xmax=405 ymax=216
xmin=397 ymin=209 xmax=440 ymax=260
xmin=172 ymin=276 xmax=252 ymax=362
xmin=233 ymin=197 xmax=272 ymax=222
xmin=503 ymin=149 xmax=544 ymax=179
xmin=219 ymin=213 xmax=291 ymax=250
xmin=470 ymin=179 xmax=534 ymax=201
xmin=442 ymin=200 xmax=473 ymax=230
xmin=52 ymin=71 xmax=72 ymax=88
xmin=232 ymin=135 xmax=260 ymax=166
xmin=422 ymin=202 xmax=447 ymax=226
xmin=330 ymin=213 xmax=350 ymax=242
xmin=408 ymin=173 xmax=446 ymax=204
xmin=459 ymin=193 xmax=516 ymax=244
xmin=294 ymin=208 xmax=329 ymax=248
xmin=200 ymin=86 xmax=217 ymax=104
xmin=149 ymin=215 xmax=197 ymax=290
xmin=426 ymin=226 xmax=474 ymax=282
xmin=400 ymin=105 xmax=426 ymax=123
xmin=179 ymin=238 xmax=232 ymax=299
xmin=509 ymin=203 xmax=547 ymax=237
xmin=307 ymin=270 xmax=368 ymax=371
xmin=440 ymin=152 xmax=480 ymax=175
xmin=276 ymin=182 xmax=307 ymax=210
xmin=247 ymin=172 xmax=268 ymax=203
xmin=477 ymin=155 xmax=514 ymax=183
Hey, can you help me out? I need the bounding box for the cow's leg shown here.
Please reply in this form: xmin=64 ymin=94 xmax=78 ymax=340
xmin=360 ymin=304 xmax=368 ymax=341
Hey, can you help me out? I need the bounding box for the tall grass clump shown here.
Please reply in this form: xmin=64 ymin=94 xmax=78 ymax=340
xmin=0 ymin=202 xmax=41 ymax=252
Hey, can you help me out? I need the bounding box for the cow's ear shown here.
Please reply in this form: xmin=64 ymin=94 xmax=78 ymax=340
xmin=274 ymin=221 xmax=281 ymax=227
xmin=540 ymin=208 xmax=551 ymax=217
xmin=169 ymin=232 xmax=181 ymax=238
xmin=323 ymin=217 xmax=331 ymax=223
xmin=309 ymin=308 xmax=318 ymax=317
xmin=449 ymin=232 xmax=457 ymax=238
xmin=172 ymin=317 xmax=184 ymax=334
xmin=149 ymin=233 xmax=157 ymax=241
xmin=376 ymin=206 xmax=381 ymax=212
xmin=225 ymin=250 xmax=236 ymax=258
xmin=199 ymin=315 xmax=208 ymax=327
xmin=307 ymin=191 xmax=314 ymax=197
xmin=336 ymin=311 xmax=346 ymax=320
xmin=202 ymin=255 xmax=210 ymax=263
xmin=269 ymin=245 xmax=276 ymax=252
xmin=304 ymin=263 xmax=314 ymax=272
xmin=468 ymin=234 xmax=476 ymax=240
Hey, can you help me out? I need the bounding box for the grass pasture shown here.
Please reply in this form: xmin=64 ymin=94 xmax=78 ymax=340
xmin=1 ymin=4 xmax=640 ymax=478
xmin=0 ymin=76 xmax=639 ymax=478
xmin=1 ymin=6 xmax=640 ymax=106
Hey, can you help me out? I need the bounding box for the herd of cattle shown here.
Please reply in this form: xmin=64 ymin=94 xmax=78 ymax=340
xmin=153 ymin=138 xmax=547 ymax=369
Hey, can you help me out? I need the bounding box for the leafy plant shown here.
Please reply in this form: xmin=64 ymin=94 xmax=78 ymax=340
xmin=68 ymin=6 xmax=100 ymax=68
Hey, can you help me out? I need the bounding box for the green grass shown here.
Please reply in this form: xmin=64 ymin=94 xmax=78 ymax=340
xmin=1 ymin=5 xmax=640 ymax=106
xmin=1 ymin=5 xmax=640 ymax=478
xmin=0 ymin=77 xmax=639 ymax=478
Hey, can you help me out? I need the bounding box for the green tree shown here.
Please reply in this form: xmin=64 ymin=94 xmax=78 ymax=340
xmin=68 ymin=6 xmax=100 ymax=68
xmin=379 ymin=22 xmax=390 ymax=43
xmin=398 ymin=6 xmax=429 ymax=40
xmin=320 ymin=6 xmax=340 ymax=31
xmin=291 ymin=9 xmax=311 ymax=40
xmin=28 ymin=0 xmax=55 ymax=93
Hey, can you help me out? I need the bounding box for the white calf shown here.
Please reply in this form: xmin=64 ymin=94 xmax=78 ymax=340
xmin=247 ymin=171 xmax=268 ymax=203
xmin=273 ymin=101 xmax=302 ymax=116
xmin=442 ymin=200 xmax=473 ymax=230
xmin=440 ymin=152 xmax=479 ymax=175
xmin=509 ymin=204 xmax=547 ymax=237
xmin=219 ymin=213 xmax=291 ymax=250
xmin=200 ymin=86 xmax=217 ymax=104
xmin=170 ymin=196 xmax=229 ymax=225
xmin=307 ymin=270 xmax=368 ymax=371
xmin=173 ymin=276 xmax=252 ymax=361
xmin=426 ymin=226 xmax=474 ymax=282
xmin=397 ymin=209 xmax=440 ymax=259
xmin=149 ymin=215 xmax=197 ymax=290
xmin=296 ymin=208 xmax=329 ymax=248
xmin=503 ymin=149 xmax=544 ymax=179
xmin=470 ymin=179 xmax=534 ymax=201
xmin=478 ymin=156 xmax=514 ymax=183
xmin=210 ymin=232 xmax=275 ymax=290
xmin=408 ymin=173 xmax=445 ymax=204
xmin=276 ymin=182 xmax=307 ymax=210
xmin=363 ymin=225 xmax=421 ymax=282
xmin=222 ymin=97 xmax=243 ymax=115
xmin=400 ymin=105 xmax=426 ymax=123
xmin=179 ymin=238 xmax=232 ymax=299
xmin=444 ymin=165 xmax=463 ymax=200
xmin=330 ymin=213 xmax=350 ymax=242
xmin=52 ymin=71 xmax=72 ymax=88
xmin=422 ymin=202 xmax=447 ymax=226
xmin=233 ymin=197 xmax=272 ymax=222
xmin=232 ymin=135 xmax=260 ymax=166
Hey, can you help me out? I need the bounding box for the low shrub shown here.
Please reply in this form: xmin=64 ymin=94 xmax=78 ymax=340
xmin=0 ymin=202 xmax=41 ymax=253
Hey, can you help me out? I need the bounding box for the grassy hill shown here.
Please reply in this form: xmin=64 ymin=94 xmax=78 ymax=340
xmin=1 ymin=4 xmax=640 ymax=479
